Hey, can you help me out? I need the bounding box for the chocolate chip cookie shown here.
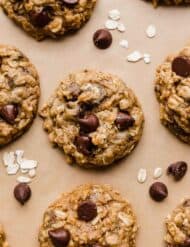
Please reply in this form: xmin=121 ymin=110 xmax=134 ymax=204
xmin=165 ymin=199 xmax=190 ymax=246
xmin=0 ymin=45 xmax=40 ymax=146
xmin=0 ymin=225 xmax=9 ymax=247
xmin=1 ymin=0 xmax=97 ymax=41
xmin=39 ymin=70 xmax=144 ymax=168
xmin=155 ymin=46 xmax=190 ymax=144
xmin=148 ymin=0 xmax=190 ymax=7
xmin=39 ymin=184 xmax=138 ymax=247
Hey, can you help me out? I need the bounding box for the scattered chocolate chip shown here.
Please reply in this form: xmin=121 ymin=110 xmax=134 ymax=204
xmin=167 ymin=161 xmax=188 ymax=181
xmin=29 ymin=7 xmax=52 ymax=28
xmin=149 ymin=182 xmax=168 ymax=202
xmin=77 ymin=200 xmax=97 ymax=222
xmin=93 ymin=29 xmax=112 ymax=49
xmin=115 ymin=112 xmax=135 ymax=130
xmin=48 ymin=228 xmax=70 ymax=247
xmin=182 ymin=239 xmax=190 ymax=247
xmin=183 ymin=199 xmax=190 ymax=207
xmin=14 ymin=183 xmax=31 ymax=205
xmin=172 ymin=56 xmax=190 ymax=77
xmin=0 ymin=104 xmax=18 ymax=124
xmin=62 ymin=0 xmax=78 ymax=5
xmin=75 ymin=135 xmax=94 ymax=155
xmin=78 ymin=114 xmax=99 ymax=133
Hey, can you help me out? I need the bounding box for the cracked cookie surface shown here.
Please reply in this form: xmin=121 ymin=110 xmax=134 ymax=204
xmin=147 ymin=0 xmax=190 ymax=7
xmin=0 ymin=225 xmax=9 ymax=247
xmin=165 ymin=199 xmax=190 ymax=247
xmin=1 ymin=0 xmax=97 ymax=40
xmin=39 ymin=184 xmax=138 ymax=247
xmin=39 ymin=69 xmax=144 ymax=168
xmin=155 ymin=46 xmax=190 ymax=144
xmin=0 ymin=45 xmax=40 ymax=146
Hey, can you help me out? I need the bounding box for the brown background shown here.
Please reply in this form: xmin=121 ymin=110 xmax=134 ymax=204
xmin=0 ymin=0 xmax=190 ymax=246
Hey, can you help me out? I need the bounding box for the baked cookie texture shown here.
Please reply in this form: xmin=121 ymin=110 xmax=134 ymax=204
xmin=148 ymin=0 xmax=190 ymax=7
xmin=39 ymin=70 xmax=144 ymax=168
xmin=1 ymin=0 xmax=97 ymax=40
xmin=39 ymin=184 xmax=138 ymax=247
xmin=0 ymin=45 xmax=40 ymax=146
xmin=155 ymin=46 xmax=190 ymax=144
xmin=165 ymin=199 xmax=190 ymax=246
xmin=0 ymin=225 xmax=9 ymax=247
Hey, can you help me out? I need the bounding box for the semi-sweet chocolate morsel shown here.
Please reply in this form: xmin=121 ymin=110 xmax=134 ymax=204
xmin=77 ymin=200 xmax=97 ymax=222
xmin=93 ymin=29 xmax=112 ymax=49
xmin=75 ymin=135 xmax=94 ymax=155
xmin=0 ymin=104 xmax=18 ymax=124
xmin=149 ymin=182 xmax=168 ymax=202
xmin=115 ymin=112 xmax=135 ymax=131
xmin=14 ymin=183 xmax=31 ymax=205
xmin=48 ymin=228 xmax=70 ymax=247
xmin=167 ymin=161 xmax=188 ymax=181
xmin=172 ymin=56 xmax=190 ymax=77
xmin=29 ymin=8 xmax=51 ymax=28
xmin=78 ymin=114 xmax=99 ymax=133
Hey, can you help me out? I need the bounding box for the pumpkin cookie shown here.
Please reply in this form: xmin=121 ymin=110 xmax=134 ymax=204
xmin=1 ymin=0 xmax=97 ymax=40
xmin=39 ymin=184 xmax=138 ymax=247
xmin=155 ymin=46 xmax=190 ymax=144
xmin=39 ymin=69 xmax=144 ymax=168
xmin=0 ymin=45 xmax=40 ymax=146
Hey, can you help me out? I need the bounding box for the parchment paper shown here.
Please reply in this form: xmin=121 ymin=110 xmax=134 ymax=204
xmin=0 ymin=0 xmax=190 ymax=246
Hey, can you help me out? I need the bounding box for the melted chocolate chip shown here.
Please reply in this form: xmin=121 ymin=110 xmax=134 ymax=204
xmin=172 ymin=56 xmax=190 ymax=77
xmin=75 ymin=135 xmax=94 ymax=155
xmin=149 ymin=182 xmax=168 ymax=202
xmin=77 ymin=200 xmax=97 ymax=222
xmin=29 ymin=7 xmax=52 ymax=28
xmin=167 ymin=161 xmax=188 ymax=181
xmin=78 ymin=114 xmax=99 ymax=133
xmin=115 ymin=112 xmax=135 ymax=130
xmin=93 ymin=29 xmax=112 ymax=49
xmin=0 ymin=104 xmax=18 ymax=124
xmin=14 ymin=183 xmax=31 ymax=205
xmin=48 ymin=228 xmax=70 ymax=247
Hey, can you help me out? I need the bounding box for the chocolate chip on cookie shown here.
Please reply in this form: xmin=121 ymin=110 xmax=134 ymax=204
xmin=167 ymin=161 xmax=188 ymax=181
xmin=115 ymin=112 xmax=135 ymax=130
xmin=0 ymin=104 xmax=18 ymax=124
xmin=75 ymin=135 xmax=94 ymax=155
xmin=29 ymin=7 xmax=52 ymax=28
xmin=93 ymin=29 xmax=112 ymax=49
xmin=182 ymin=239 xmax=190 ymax=247
xmin=77 ymin=200 xmax=97 ymax=222
xmin=78 ymin=114 xmax=99 ymax=133
xmin=172 ymin=56 xmax=190 ymax=77
xmin=14 ymin=183 xmax=31 ymax=205
xmin=48 ymin=228 xmax=70 ymax=247
xmin=149 ymin=182 xmax=168 ymax=202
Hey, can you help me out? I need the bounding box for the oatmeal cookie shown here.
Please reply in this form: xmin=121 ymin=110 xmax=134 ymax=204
xmin=155 ymin=46 xmax=190 ymax=144
xmin=147 ymin=0 xmax=190 ymax=7
xmin=1 ymin=0 xmax=97 ymax=40
xmin=165 ymin=199 xmax=190 ymax=247
xmin=0 ymin=45 xmax=40 ymax=146
xmin=39 ymin=184 xmax=138 ymax=247
xmin=39 ymin=70 xmax=144 ymax=168
xmin=0 ymin=225 xmax=9 ymax=247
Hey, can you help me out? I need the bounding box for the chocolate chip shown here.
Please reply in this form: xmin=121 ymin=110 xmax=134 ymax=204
xmin=183 ymin=199 xmax=190 ymax=207
xmin=149 ymin=182 xmax=168 ymax=202
xmin=172 ymin=56 xmax=190 ymax=77
xmin=115 ymin=112 xmax=135 ymax=130
xmin=62 ymin=0 xmax=78 ymax=5
xmin=29 ymin=7 xmax=52 ymax=28
xmin=75 ymin=135 xmax=94 ymax=155
xmin=167 ymin=161 xmax=188 ymax=181
xmin=182 ymin=239 xmax=190 ymax=247
xmin=0 ymin=104 xmax=18 ymax=124
xmin=14 ymin=183 xmax=31 ymax=205
xmin=93 ymin=29 xmax=112 ymax=49
xmin=77 ymin=200 xmax=97 ymax=222
xmin=48 ymin=228 xmax=70 ymax=247
xmin=78 ymin=114 xmax=99 ymax=133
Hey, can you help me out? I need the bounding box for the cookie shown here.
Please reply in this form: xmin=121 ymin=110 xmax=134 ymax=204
xmin=39 ymin=184 xmax=138 ymax=247
xmin=0 ymin=225 xmax=9 ymax=247
xmin=1 ymin=0 xmax=97 ymax=41
xmin=165 ymin=199 xmax=190 ymax=246
xmin=155 ymin=46 xmax=190 ymax=144
xmin=148 ymin=0 xmax=190 ymax=7
xmin=0 ymin=45 xmax=40 ymax=146
xmin=39 ymin=70 xmax=144 ymax=168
